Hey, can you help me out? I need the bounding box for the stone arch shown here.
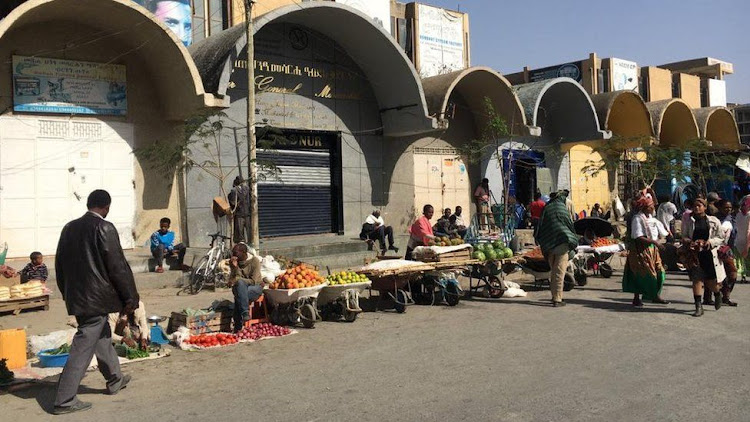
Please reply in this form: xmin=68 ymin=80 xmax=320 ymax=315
xmin=189 ymin=2 xmax=436 ymax=136
xmin=422 ymin=66 xmax=533 ymax=136
xmin=646 ymin=99 xmax=700 ymax=147
xmin=513 ymin=78 xmax=610 ymax=142
xmin=693 ymin=107 xmax=741 ymax=150
xmin=591 ymin=91 xmax=653 ymax=140
xmin=0 ymin=0 xmax=215 ymax=119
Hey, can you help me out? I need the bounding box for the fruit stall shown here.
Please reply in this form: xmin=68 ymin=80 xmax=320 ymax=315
xmin=318 ymin=271 xmax=372 ymax=322
xmin=264 ymin=263 xmax=327 ymax=328
xmin=358 ymin=260 xmax=435 ymax=313
xmin=466 ymin=240 xmax=519 ymax=298
xmin=410 ymin=243 xmax=478 ymax=307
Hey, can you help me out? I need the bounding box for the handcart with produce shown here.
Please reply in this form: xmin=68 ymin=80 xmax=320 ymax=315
xmin=466 ymin=240 xmax=518 ymax=298
xmin=359 ymin=260 xmax=434 ymax=313
xmin=410 ymin=243 xmax=477 ymax=306
xmin=317 ymin=270 xmax=372 ymax=322
xmin=264 ymin=263 xmax=327 ymax=328
xmin=517 ymin=247 xmax=578 ymax=291
xmin=573 ymin=217 xmax=625 ymax=281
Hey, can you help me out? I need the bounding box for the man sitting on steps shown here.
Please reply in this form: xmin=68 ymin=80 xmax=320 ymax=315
xmin=359 ymin=210 xmax=399 ymax=255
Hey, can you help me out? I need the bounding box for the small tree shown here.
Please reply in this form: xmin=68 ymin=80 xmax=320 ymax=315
xmin=135 ymin=110 xmax=279 ymax=242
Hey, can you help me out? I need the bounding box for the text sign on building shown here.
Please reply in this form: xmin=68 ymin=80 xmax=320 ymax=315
xmin=12 ymin=56 xmax=127 ymax=116
xmin=336 ymin=0 xmax=392 ymax=35
xmin=529 ymin=61 xmax=584 ymax=83
xmin=611 ymin=58 xmax=638 ymax=91
xmin=417 ymin=4 xmax=466 ymax=78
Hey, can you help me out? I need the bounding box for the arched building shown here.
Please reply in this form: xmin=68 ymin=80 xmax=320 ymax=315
xmin=0 ymin=0 xmax=216 ymax=256
xmin=188 ymin=2 xmax=436 ymax=239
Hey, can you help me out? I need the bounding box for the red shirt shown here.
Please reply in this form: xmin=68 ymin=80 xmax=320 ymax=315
xmin=529 ymin=199 xmax=546 ymax=220
xmin=409 ymin=216 xmax=434 ymax=245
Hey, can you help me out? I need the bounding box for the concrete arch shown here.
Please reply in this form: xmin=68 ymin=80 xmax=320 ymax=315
xmin=422 ymin=66 xmax=534 ymax=136
xmin=0 ymin=0 xmax=215 ymax=119
xmin=646 ymin=99 xmax=700 ymax=147
xmin=513 ymin=77 xmax=610 ymax=142
xmin=693 ymin=107 xmax=741 ymax=150
xmin=190 ymin=2 xmax=436 ymax=136
xmin=591 ymin=91 xmax=654 ymax=140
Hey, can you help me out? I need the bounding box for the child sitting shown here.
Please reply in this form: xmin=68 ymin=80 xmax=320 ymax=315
xmin=150 ymin=217 xmax=188 ymax=273
xmin=19 ymin=251 xmax=48 ymax=284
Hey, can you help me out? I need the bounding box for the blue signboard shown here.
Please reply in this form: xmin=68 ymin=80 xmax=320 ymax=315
xmin=12 ymin=56 xmax=127 ymax=116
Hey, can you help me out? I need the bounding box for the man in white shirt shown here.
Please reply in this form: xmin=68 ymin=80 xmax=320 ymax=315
xmin=359 ymin=210 xmax=398 ymax=254
xmin=452 ymin=206 xmax=468 ymax=238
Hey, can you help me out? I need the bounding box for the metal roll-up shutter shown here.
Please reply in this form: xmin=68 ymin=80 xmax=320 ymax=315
xmin=258 ymin=149 xmax=332 ymax=237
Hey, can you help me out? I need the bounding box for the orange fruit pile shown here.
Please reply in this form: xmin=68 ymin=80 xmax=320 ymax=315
xmin=269 ymin=264 xmax=325 ymax=290
xmin=591 ymin=238 xmax=617 ymax=247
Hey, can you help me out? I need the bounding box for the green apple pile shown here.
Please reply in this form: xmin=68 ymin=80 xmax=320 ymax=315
xmin=327 ymin=270 xmax=370 ymax=285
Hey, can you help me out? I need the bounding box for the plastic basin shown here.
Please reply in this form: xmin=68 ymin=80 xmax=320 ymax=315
xmin=38 ymin=349 xmax=70 ymax=368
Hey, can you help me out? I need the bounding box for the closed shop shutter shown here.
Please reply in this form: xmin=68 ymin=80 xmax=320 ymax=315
xmin=258 ymin=149 xmax=332 ymax=237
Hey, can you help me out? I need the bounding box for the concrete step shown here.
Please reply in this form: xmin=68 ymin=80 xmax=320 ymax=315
xmin=262 ymin=240 xmax=370 ymax=260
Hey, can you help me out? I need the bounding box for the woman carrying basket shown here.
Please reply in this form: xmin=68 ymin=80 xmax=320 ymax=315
xmin=622 ymin=191 xmax=670 ymax=308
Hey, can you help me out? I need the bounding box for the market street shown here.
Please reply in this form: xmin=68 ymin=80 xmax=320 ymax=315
xmin=1 ymin=271 xmax=748 ymax=421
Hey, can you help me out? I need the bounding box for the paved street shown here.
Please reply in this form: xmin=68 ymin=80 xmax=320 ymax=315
xmin=1 ymin=271 xmax=749 ymax=421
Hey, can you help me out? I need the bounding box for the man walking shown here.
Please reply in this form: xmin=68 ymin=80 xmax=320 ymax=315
xmin=535 ymin=191 xmax=578 ymax=307
xmin=229 ymin=176 xmax=250 ymax=243
xmin=53 ymin=190 xmax=139 ymax=414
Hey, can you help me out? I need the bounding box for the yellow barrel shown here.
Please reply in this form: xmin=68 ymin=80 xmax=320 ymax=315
xmin=0 ymin=328 xmax=27 ymax=369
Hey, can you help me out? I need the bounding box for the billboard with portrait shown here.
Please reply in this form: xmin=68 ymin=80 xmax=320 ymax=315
xmin=611 ymin=58 xmax=638 ymax=91
xmin=12 ymin=56 xmax=127 ymax=115
xmin=133 ymin=0 xmax=192 ymax=46
xmin=528 ymin=61 xmax=585 ymax=83
xmin=336 ymin=0 xmax=391 ymax=35
xmin=417 ymin=4 xmax=466 ymax=78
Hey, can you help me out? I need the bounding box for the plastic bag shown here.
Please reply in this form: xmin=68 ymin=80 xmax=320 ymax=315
xmin=503 ymin=287 xmax=527 ymax=298
xmin=28 ymin=329 xmax=76 ymax=355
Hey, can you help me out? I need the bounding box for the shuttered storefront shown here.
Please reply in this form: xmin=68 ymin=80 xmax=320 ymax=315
xmin=257 ymin=129 xmax=342 ymax=237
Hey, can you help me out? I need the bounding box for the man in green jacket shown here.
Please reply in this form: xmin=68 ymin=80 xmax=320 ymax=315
xmin=535 ymin=191 xmax=578 ymax=306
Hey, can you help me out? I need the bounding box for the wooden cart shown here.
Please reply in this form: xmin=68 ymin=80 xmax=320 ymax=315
xmin=0 ymin=295 xmax=49 ymax=315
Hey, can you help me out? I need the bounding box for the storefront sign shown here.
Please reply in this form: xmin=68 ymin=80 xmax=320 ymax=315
xmin=12 ymin=56 xmax=127 ymax=115
xmin=417 ymin=4 xmax=466 ymax=78
xmin=611 ymin=58 xmax=638 ymax=91
xmin=262 ymin=129 xmax=338 ymax=151
xmin=707 ymin=79 xmax=727 ymax=107
xmin=529 ymin=61 xmax=584 ymax=83
xmin=336 ymin=0 xmax=392 ymax=35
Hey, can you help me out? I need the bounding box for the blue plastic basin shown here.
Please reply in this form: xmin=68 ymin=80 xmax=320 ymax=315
xmin=38 ymin=349 xmax=70 ymax=367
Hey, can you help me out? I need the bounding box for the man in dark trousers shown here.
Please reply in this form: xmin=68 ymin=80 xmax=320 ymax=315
xmin=229 ymin=176 xmax=250 ymax=243
xmin=53 ymin=190 xmax=140 ymax=414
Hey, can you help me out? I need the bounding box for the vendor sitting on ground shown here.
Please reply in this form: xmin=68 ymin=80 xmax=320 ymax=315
xmin=433 ymin=208 xmax=453 ymax=236
xmin=359 ymin=210 xmax=399 ymax=254
xmin=452 ymin=206 xmax=468 ymax=238
xmin=150 ymin=217 xmax=188 ymax=273
xmin=107 ymin=300 xmax=150 ymax=349
xmin=406 ymin=204 xmax=436 ymax=260
xmin=579 ymin=228 xmax=599 ymax=246
xmin=19 ymin=251 xmax=48 ymax=284
xmin=227 ymin=243 xmax=264 ymax=331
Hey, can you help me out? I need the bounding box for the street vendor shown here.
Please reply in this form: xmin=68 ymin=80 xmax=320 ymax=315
xmin=579 ymin=228 xmax=598 ymax=246
xmin=534 ymin=191 xmax=578 ymax=307
xmin=406 ymin=204 xmax=436 ymax=260
xmin=227 ymin=243 xmax=264 ymax=330
xmin=108 ymin=300 xmax=150 ymax=349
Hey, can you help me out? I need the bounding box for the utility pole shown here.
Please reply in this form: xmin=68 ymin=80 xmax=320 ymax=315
xmin=245 ymin=0 xmax=259 ymax=249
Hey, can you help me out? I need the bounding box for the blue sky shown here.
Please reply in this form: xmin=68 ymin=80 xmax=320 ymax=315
xmin=425 ymin=0 xmax=748 ymax=104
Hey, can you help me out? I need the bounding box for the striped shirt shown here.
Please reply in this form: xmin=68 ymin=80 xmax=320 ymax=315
xmin=20 ymin=263 xmax=48 ymax=282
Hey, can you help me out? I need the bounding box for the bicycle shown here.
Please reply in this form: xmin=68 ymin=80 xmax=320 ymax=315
xmin=189 ymin=232 xmax=232 ymax=294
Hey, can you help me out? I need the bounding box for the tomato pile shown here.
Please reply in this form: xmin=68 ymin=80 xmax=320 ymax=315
xmin=235 ymin=323 xmax=291 ymax=340
xmin=523 ymin=247 xmax=544 ymax=261
xmin=184 ymin=333 xmax=238 ymax=348
xmin=590 ymin=238 xmax=618 ymax=247
xmin=269 ymin=264 xmax=325 ymax=290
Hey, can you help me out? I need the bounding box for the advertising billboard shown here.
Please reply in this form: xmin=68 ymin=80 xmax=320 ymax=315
xmin=417 ymin=4 xmax=466 ymax=78
xmin=708 ymin=78 xmax=727 ymax=107
xmin=528 ymin=61 xmax=584 ymax=83
xmin=12 ymin=56 xmax=127 ymax=115
xmin=611 ymin=58 xmax=638 ymax=91
xmin=336 ymin=0 xmax=391 ymax=35
xmin=133 ymin=0 xmax=192 ymax=46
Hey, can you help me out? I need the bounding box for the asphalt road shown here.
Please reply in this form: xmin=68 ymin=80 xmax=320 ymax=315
xmin=2 ymin=272 xmax=749 ymax=421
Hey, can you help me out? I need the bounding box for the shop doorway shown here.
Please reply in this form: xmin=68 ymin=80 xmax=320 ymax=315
xmin=502 ymin=149 xmax=545 ymax=207
xmin=256 ymin=129 xmax=343 ymax=238
xmin=413 ymin=148 xmax=471 ymax=217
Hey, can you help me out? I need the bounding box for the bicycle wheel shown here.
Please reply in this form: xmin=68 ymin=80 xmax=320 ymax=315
xmin=189 ymin=255 xmax=211 ymax=294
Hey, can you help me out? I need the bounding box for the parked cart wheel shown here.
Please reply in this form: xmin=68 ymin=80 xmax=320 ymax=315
xmin=575 ymin=270 xmax=588 ymax=286
xmin=300 ymin=304 xmax=316 ymax=328
xmin=394 ymin=289 xmax=407 ymax=313
xmin=563 ymin=273 xmax=575 ymax=291
xmin=599 ymin=263 xmax=613 ymax=278
xmin=413 ymin=280 xmax=436 ymax=306
xmin=487 ymin=276 xmax=504 ymax=298
xmin=445 ymin=282 xmax=460 ymax=306
xmin=344 ymin=310 xmax=358 ymax=322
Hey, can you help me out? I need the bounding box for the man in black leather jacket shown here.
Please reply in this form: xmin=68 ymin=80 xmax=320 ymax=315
xmin=53 ymin=189 xmax=140 ymax=415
